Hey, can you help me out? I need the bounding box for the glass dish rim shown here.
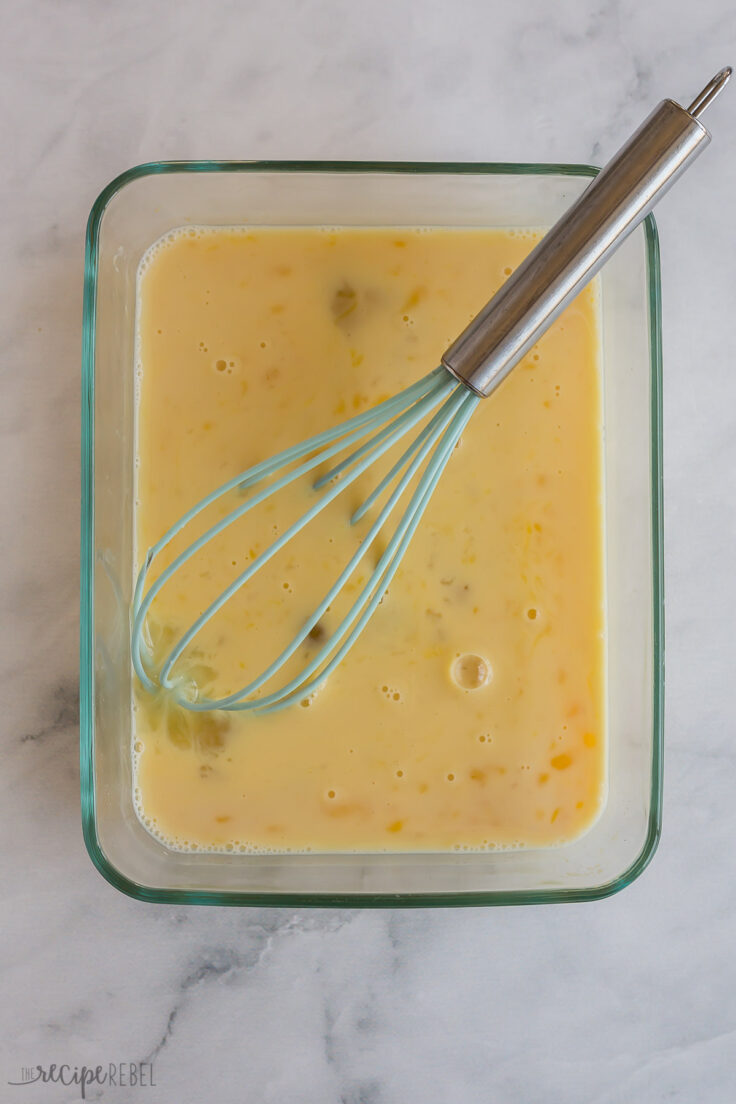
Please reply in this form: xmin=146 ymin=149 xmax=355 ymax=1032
xmin=80 ymin=159 xmax=663 ymax=907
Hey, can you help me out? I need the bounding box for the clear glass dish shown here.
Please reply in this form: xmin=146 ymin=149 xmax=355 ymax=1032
xmin=81 ymin=161 xmax=663 ymax=906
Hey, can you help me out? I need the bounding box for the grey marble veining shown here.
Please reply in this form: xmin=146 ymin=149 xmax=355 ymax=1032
xmin=2 ymin=1 xmax=735 ymax=1101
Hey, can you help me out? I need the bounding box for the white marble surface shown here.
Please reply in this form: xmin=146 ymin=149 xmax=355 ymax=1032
xmin=2 ymin=1 xmax=735 ymax=1101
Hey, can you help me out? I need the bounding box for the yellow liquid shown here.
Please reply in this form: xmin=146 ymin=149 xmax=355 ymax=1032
xmin=134 ymin=226 xmax=605 ymax=853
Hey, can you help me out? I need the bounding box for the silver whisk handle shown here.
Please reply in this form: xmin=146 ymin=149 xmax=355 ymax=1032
xmin=442 ymin=67 xmax=731 ymax=399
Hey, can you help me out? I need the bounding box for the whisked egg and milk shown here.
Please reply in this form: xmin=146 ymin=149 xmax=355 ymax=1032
xmin=134 ymin=225 xmax=605 ymax=853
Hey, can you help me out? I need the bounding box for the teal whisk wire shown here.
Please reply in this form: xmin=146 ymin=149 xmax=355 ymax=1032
xmin=131 ymin=366 xmax=477 ymax=712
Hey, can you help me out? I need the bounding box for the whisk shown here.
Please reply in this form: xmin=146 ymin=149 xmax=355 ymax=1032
xmin=132 ymin=68 xmax=730 ymax=714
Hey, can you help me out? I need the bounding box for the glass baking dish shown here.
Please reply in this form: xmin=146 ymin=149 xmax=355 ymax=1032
xmin=80 ymin=161 xmax=663 ymax=906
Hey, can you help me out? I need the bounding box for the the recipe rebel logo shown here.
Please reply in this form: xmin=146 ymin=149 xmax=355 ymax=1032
xmin=8 ymin=1062 xmax=156 ymax=1097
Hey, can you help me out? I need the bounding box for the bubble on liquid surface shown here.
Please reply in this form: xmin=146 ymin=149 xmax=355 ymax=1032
xmin=380 ymin=684 xmax=403 ymax=703
xmin=451 ymin=653 xmax=491 ymax=690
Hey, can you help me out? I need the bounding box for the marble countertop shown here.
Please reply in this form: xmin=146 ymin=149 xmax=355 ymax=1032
xmin=2 ymin=1 xmax=735 ymax=1101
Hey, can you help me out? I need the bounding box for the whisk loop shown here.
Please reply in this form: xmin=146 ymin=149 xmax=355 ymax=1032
xmin=132 ymin=367 xmax=479 ymax=714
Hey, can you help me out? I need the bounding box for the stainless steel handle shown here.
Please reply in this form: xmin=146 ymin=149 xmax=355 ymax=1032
xmin=442 ymin=68 xmax=731 ymax=398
